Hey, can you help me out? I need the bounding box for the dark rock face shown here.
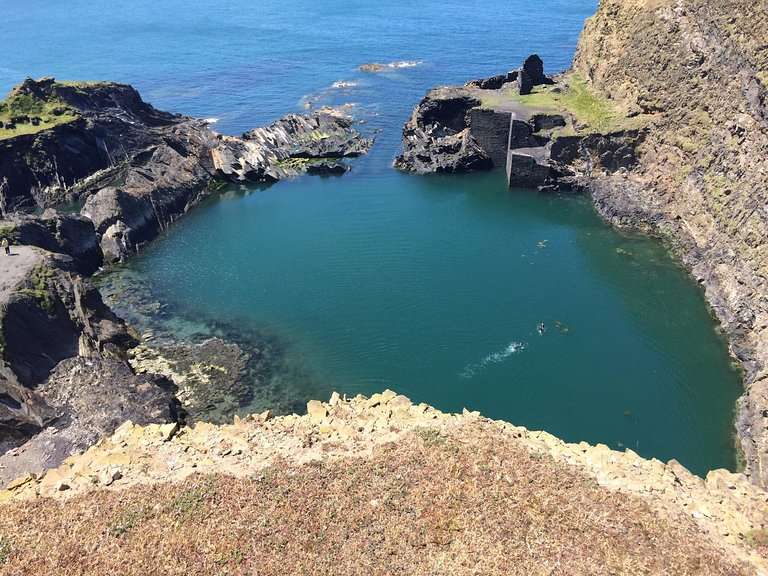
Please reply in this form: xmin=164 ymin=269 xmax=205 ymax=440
xmin=532 ymin=114 xmax=567 ymax=132
xmin=0 ymin=357 xmax=180 ymax=486
xmin=213 ymin=111 xmax=372 ymax=183
xmin=0 ymin=252 xmax=179 ymax=484
xmin=517 ymin=69 xmax=534 ymax=96
xmin=5 ymin=212 xmax=102 ymax=275
xmin=1 ymin=255 xmax=134 ymax=387
xmin=1 ymin=79 xmax=372 ymax=263
xmin=521 ymin=54 xmax=554 ymax=87
xmin=394 ymin=89 xmax=493 ymax=173
xmin=416 ymin=94 xmax=481 ymax=133
xmin=465 ymin=71 xmax=519 ymax=90
xmin=0 ymin=363 xmax=56 ymax=455
xmin=306 ymin=162 xmax=349 ymax=176
xmin=0 ymin=79 xmax=184 ymax=214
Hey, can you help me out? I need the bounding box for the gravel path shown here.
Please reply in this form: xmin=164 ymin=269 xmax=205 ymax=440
xmin=0 ymin=245 xmax=41 ymax=305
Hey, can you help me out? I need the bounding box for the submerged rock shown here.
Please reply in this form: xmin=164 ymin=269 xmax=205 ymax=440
xmin=128 ymin=338 xmax=251 ymax=424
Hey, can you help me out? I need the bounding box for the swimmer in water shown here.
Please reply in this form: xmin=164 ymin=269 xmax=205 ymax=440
xmin=537 ymin=323 xmax=545 ymax=335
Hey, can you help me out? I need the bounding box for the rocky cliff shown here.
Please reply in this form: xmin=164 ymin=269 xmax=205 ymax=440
xmin=0 ymin=247 xmax=181 ymax=486
xmin=396 ymin=0 xmax=768 ymax=487
xmin=1 ymin=392 xmax=767 ymax=574
xmin=570 ymin=0 xmax=768 ymax=487
xmin=0 ymin=78 xmax=372 ymax=262
xmin=0 ymin=79 xmax=372 ymax=484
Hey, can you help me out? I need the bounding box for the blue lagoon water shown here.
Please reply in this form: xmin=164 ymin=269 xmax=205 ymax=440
xmin=3 ymin=0 xmax=743 ymax=475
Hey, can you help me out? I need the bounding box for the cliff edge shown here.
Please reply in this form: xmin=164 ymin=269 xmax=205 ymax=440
xmin=1 ymin=392 xmax=767 ymax=575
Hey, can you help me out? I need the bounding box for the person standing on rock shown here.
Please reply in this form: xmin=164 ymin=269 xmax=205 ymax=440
xmin=1 ymin=237 xmax=9 ymax=256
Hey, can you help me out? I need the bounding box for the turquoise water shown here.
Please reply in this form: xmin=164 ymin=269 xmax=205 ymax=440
xmin=3 ymin=0 xmax=743 ymax=475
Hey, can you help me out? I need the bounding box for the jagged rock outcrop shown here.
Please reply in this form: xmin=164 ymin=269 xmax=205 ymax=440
xmin=0 ymin=78 xmax=183 ymax=213
xmin=0 ymin=211 xmax=102 ymax=274
xmin=1 ymin=254 xmax=132 ymax=385
xmin=0 ymin=79 xmax=373 ymax=480
xmin=393 ymin=90 xmax=493 ymax=173
xmin=0 ymin=79 xmax=372 ymax=262
xmin=465 ymin=54 xmax=553 ymax=95
xmin=0 ymin=248 xmax=180 ymax=484
xmin=395 ymin=57 xmax=644 ymax=191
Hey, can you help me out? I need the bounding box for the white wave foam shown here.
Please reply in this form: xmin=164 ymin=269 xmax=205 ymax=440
xmin=331 ymin=80 xmax=358 ymax=89
xmin=359 ymin=60 xmax=424 ymax=72
xmin=460 ymin=341 xmax=526 ymax=379
xmin=203 ymin=117 xmax=220 ymax=124
xmin=390 ymin=60 xmax=422 ymax=69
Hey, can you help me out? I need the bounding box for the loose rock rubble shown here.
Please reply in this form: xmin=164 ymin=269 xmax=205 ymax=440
xmin=2 ymin=391 xmax=767 ymax=572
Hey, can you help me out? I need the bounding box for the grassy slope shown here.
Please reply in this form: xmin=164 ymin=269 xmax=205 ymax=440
xmin=0 ymin=86 xmax=79 ymax=141
xmin=511 ymin=75 xmax=651 ymax=134
xmin=0 ymin=428 xmax=753 ymax=576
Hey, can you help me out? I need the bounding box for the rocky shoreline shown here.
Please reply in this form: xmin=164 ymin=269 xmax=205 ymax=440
xmin=0 ymin=78 xmax=372 ymax=484
xmin=1 ymin=0 xmax=767 ymax=497
xmin=393 ymin=3 xmax=768 ymax=487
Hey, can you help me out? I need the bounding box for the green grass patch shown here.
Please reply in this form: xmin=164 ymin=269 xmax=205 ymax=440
xmin=17 ymin=265 xmax=56 ymax=313
xmin=0 ymin=536 xmax=10 ymax=565
xmin=416 ymin=428 xmax=446 ymax=446
xmin=169 ymin=477 xmax=216 ymax=516
xmin=0 ymin=225 xmax=18 ymax=242
xmin=508 ymin=74 xmax=645 ymax=135
xmin=108 ymin=506 xmax=153 ymax=538
xmin=745 ymin=528 xmax=768 ymax=549
xmin=0 ymin=85 xmax=79 ymax=141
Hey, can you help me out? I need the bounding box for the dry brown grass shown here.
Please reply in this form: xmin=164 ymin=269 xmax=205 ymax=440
xmin=0 ymin=429 xmax=752 ymax=576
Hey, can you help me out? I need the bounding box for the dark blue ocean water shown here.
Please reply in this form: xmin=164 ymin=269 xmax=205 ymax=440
xmin=3 ymin=1 xmax=744 ymax=475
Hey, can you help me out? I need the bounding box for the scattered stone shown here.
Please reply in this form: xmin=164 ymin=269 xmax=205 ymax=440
xmin=100 ymin=467 xmax=123 ymax=486
xmin=307 ymin=400 xmax=328 ymax=423
xmin=158 ymin=423 xmax=179 ymax=442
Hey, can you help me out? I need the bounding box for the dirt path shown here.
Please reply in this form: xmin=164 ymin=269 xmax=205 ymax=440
xmin=0 ymin=245 xmax=41 ymax=305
